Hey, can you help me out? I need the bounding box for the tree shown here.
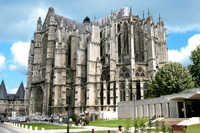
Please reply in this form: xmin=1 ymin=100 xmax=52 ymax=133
xmin=146 ymin=62 xmax=194 ymax=98
xmin=188 ymin=45 xmax=200 ymax=87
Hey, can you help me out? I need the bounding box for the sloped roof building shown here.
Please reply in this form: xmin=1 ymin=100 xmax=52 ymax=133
xmin=0 ymin=80 xmax=25 ymax=117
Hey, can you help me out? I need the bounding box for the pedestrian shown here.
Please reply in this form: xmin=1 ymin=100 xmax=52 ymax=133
xmin=50 ymin=115 xmax=54 ymax=124
xmin=59 ymin=114 xmax=62 ymax=124
xmin=116 ymin=125 xmax=123 ymax=133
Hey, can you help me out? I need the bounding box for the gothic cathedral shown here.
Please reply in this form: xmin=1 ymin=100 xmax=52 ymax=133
xmin=25 ymin=7 xmax=168 ymax=116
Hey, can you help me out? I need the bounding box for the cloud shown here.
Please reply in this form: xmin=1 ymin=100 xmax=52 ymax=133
xmin=9 ymin=41 xmax=30 ymax=74
xmin=0 ymin=54 xmax=6 ymax=71
xmin=0 ymin=4 xmax=47 ymax=42
xmin=168 ymin=34 xmax=200 ymax=66
xmin=8 ymin=88 xmax=18 ymax=94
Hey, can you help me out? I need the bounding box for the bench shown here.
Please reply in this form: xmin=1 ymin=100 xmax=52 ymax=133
xmin=172 ymin=125 xmax=187 ymax=132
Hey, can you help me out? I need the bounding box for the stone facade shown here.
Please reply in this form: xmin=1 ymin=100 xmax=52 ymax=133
xmin=0 ymin=80 xmax=25 ymax=117
xmin=25 ymin=7 xmax=168 ymax=116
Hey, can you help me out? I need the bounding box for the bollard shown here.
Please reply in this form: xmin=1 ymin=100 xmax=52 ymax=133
xmin=18 ymin=124 xmax=20 ymax=128
xmin=16 ymin=124 xmax=18 ymax=127
xmin=108 ymin=130 xmax=110 ymax=133
xmin=92 ymin=129 xmax=94 ymax=133
xmin=22 ymin=124 xmax=24 ymax=129
xmin=41 ymin=128 xmax=45 ymax=133
xmin=25 ymin=125 xmax=28 ymax=131
xmin=35 ymin=127 xmax=38 ymax=133
xmin=30 ymin=126 xmax=32 ymax=132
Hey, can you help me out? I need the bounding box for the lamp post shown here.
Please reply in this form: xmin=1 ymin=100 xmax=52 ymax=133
xmin=132 ymin=92 xmax=136 ymax=132
xmin=66 ymin=89 xmax=71 ymax=133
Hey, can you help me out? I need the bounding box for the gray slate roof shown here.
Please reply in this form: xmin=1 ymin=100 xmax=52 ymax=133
xmin=0 ymin=80 xmax=25 ymax=101
xmin=97 ymin=6 xmax=130 ymax=25
xmin=55 ymin=14 xmax=84 ymax=32
xmin=0 ymin=80 xmax=8 ymax=100
xmin=15 ymin=82 xmax=25 ymax=100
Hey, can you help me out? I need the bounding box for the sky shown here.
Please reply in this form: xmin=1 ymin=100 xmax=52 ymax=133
xmin=0 ymin=0 xmax=200 ymax=93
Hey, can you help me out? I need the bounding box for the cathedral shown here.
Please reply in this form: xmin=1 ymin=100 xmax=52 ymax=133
xmin=25 ymin=6 xmax=168 ymax=116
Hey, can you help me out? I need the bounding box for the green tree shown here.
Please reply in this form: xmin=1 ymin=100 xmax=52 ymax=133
xmin=146 ymin=62 xmax=194 ymax=98
xmin=188 ymin=45 xmax=200 ymax=87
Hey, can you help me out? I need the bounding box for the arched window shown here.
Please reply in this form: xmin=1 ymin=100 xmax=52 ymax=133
xmin=117 ymin=24 xmax=121 ymax=32
xmin=119 ymin=67 xmax=130 ymax=78
xmin=107 ymin=84 xmax=110 ymax=105
xmin=135 ymin=67 xmax=145 ymax=77
xmin=123 ymin=22 xmax=129 ymax=54
xmin=129 ymin=83 xmax=132 ymax=101
xmin=136 ymin=82 xmax=141 ymax=100
xmin=118 ymin=34 xmax=121 ymax=56
xmin=120 ymin=83 xmax=125 ymax=101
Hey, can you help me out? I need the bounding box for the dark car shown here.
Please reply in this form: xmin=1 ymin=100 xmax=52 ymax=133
xmin=1 ymin=118 xmax=9 ymax=123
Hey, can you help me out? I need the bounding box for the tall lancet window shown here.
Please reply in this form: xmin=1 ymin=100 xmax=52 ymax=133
xmin=123 ymin=22 xmax=129 ymax=54
xmin=120 ymin=83 xmax=125 ymax=101
xmin=117 ymin=24 xmax=121 ymax=57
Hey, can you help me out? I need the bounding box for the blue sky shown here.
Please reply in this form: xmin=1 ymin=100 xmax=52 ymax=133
xmin=0 ymin=0 xmax=200 ymax=93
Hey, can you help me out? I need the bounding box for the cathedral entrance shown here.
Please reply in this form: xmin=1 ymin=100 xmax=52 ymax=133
xmin=33 ymin=87 xmax=44 ymax=114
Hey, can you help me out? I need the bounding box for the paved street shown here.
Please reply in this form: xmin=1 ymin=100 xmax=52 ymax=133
xmin=0 ymin=123 xmax=24 ymax=133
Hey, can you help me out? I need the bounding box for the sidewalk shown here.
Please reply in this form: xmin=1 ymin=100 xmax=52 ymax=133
xmin=4 ymin=122 xmax=119 ymax=133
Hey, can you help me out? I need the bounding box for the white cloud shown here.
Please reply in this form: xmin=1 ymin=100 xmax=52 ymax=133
xmin=0 ymin=6 xmax=47 ymax=42
xmin=9 ymin=88 xmax=18 ymax=94
xmin=168 ymin=34 xmax=200 ymax=66
xmin=0 ymin=54 xmax=6 ymax=71
xmin=9 ymin=41 xmax=30 ymax=74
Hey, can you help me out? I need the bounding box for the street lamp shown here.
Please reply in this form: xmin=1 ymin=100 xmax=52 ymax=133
xmin=65 ymin=89 xmax=71 ymax=133
xmin=132 ymin=92 xmax=136 ymax=132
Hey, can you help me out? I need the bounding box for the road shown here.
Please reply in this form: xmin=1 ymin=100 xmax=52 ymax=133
xmin=0 ymin=123 xmax=23 ymax=133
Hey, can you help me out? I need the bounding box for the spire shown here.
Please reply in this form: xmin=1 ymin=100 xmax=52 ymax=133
xmin=130 ymin=6 xmax=132 ymax=15
xmin=148 ymin=8 xmax=150 ymax=17
xmin=111 ymin=10 xmax=113 ymax=21
xmin=0 ymin=80 xmax=8 ymax=100
xmin=37 ymin=17 xmax=42 ymax=31
xmin=143 ymin=10 xmax=145 ymax=20
xmin=159 ymin=13 xmax=161 ymax=22
xmin=15 ymin=82 xmax=25 ymax=100
xmin=94 ymin=16 xmax=97 ymax=24
xmin=129 ymin=6 xmax=133 ymax=21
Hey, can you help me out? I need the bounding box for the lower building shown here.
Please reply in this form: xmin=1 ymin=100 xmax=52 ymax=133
xmin=118 ymin=88 xmax=200 ymax=118
xmin=0 ymin=80 xmax=25 ymax=118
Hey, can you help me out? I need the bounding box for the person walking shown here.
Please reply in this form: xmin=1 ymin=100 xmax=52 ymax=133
xmin=50 ymin=115 xmax=54 ymax=124
xmin=59 ymin=114 xmax=62 ymax=124
xmin=116 ymin=125 xmax=123 ymax=133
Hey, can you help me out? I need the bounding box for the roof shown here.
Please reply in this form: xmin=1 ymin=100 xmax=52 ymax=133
xmin=0 ymin=80 xmax=25 ymax=101
xmin=0 ymin=80 xmax=8 ymax=100
xmin=15 ymin=82 xmax=25 ymax=100
xmin=97 ymin=6 xmax=130 ymax=25
xmin=55 ymin=14 xmax=84 ymax=32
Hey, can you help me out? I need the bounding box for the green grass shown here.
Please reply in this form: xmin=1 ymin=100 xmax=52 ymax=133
xmin=89 ymin=118 xmax=149 ymax=128
xmin=173 ymin=123 xmax=200 ymax=133
xmin=63 ymin=131 xmax=116 ymax=133
xmin=22 ymin=123 xmax=83 ymax=130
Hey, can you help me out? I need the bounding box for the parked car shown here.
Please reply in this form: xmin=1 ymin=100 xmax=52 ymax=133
xmin=19 ymin=117 xmax=30 ymax=122
xmin=1 ymin=118 xmax=9 ymax=123
xmin=41 ymin=116 xmax=51 ymax=121
xmin=33 ymin=116 xmax=43 ymax=121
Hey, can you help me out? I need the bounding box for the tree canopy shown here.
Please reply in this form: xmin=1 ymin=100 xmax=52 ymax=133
xmin=188 ymin=45 xmax=200 ymax=87
xmin=146 ymin=62 xmax=195 ymax=98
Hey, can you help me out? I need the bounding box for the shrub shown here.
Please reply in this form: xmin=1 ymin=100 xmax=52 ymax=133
xmin=161 ymin=121 xmax=166 ymax=133
xmin=69 ymin=115 xmax=76 ymax=122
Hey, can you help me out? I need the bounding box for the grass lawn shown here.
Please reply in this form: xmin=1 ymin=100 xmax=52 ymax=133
xmin=173 ymin=123 xmax=200 ymax=133
xmin=63 ymin=131 xmax=116 ymax=133
xmin=89 ymin=118 xmax=149 ymax=128
xmin=22 ymin=123 xmax=83 ymax=130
